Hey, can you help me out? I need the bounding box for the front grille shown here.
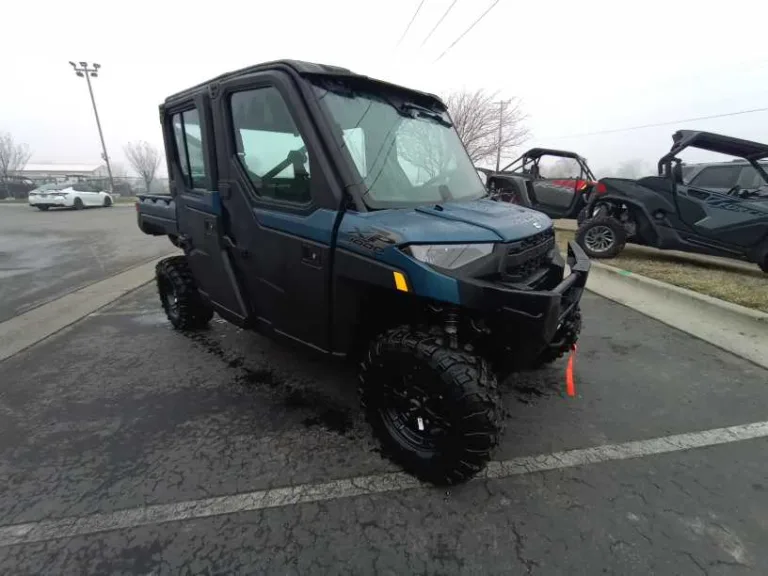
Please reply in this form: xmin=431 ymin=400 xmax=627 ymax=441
xmin=502 ymin=228 xmax=555 ymax=284
xmin=507 ymin=228 xmax=555 ymax=255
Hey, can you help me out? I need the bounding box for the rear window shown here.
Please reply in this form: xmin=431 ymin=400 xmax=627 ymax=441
xmin=36 ymin=182 xmax=70 ymax=191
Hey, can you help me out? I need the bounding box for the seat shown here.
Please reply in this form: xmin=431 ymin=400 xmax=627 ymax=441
xmin=672 ymin=162 xmax=684 ymax=184
xmin=636 ymin=176 xmax=675 ymax=196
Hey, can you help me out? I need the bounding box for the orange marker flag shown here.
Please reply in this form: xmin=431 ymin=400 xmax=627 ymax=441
xmin=565 ymin=344 xmax=577 ymax=397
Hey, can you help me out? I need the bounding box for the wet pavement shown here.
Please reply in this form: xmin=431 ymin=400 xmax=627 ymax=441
xmin=1 ymin=286 xmax=767 ymax=574
xmin=0 ymin=205 xmax=172 ymax=323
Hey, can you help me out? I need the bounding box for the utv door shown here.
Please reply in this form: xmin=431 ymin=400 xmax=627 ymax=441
xmin=164 ymin=98 xmax=250 ymax=323
xmin=211 ymin=71 xmax=337 ymax=351
xmin=675 ymin=181 xmax=768 ymax=248
xmin=528 ymin=156 xmax=586 ymax=218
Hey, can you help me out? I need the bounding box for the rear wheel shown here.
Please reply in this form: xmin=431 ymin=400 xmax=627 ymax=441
xmin=576 ymin=216 xmax=626 ymax=259
xmin=73 ymin=197 xmax=84 ymax=210
xmin=760 ymin=255 xmax=768 ymax=274
xmin=359 ymin=327 xmax=502 ymax=485
xmin=156 ymin=256 xmax=214 ymax=330
xmin=37 ymin=206 xmax=49 ymax=211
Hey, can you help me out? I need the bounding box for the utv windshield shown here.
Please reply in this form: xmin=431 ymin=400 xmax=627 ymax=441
xmin=313 ymin=81 xmax=485 ymax=209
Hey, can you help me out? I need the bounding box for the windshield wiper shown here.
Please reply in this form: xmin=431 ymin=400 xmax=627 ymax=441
xmin=399 ymin=103 xmax=452 ymax=127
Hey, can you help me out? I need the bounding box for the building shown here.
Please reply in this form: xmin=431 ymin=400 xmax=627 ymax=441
xmin=19 ymin=163 xmax=109 ymax=184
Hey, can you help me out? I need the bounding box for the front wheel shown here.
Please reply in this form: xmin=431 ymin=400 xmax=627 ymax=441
xmin=103 ymin=195 xmax=113 ymax=207
xmin=36 ymin=206 xmax=49 ymax=211
xmin=156 ymin=256 xmax=214 ymax=330
xmin=576 ymin=216 xmax=626 ymax=259
xmin=359 ymin=328 xmax=502 ymax=485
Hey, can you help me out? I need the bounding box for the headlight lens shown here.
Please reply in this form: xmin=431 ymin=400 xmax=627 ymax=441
xmin=407 ymin=243 xmax=494 ymax=269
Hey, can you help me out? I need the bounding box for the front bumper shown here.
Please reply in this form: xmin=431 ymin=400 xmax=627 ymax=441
xmin=458 ymin=241 xmax=590 ymax=358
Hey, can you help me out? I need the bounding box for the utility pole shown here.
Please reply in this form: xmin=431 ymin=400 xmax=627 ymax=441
xmin=69 ymin=61 xmax=115 ymax=193
xmin=495 ymin=100 xmax=506 ymax=172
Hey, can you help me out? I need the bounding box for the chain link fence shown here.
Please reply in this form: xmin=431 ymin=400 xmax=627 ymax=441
xmin=1 ymin=176 xmax=170 ymax=199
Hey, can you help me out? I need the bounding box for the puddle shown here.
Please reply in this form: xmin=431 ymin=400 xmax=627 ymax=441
xmin=285 ymin=389 xmax=355 ymax=436
xmin=188 ymin=331 xmax=357 ymax=438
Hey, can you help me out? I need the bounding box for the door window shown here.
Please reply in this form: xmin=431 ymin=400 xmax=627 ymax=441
xmin=230 ymin=87 xmax=311 ymax=204
xmin=537 ymin=157 xmax=581 ymax=179
xmin=171 ymin=108 xmax=208 ymax=189
xmin=690 ymin=165 xmax=741 ymax=189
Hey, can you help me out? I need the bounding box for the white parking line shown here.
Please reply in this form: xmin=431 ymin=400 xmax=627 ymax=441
xmin=2 ymin=420 xmax=767 ymax=547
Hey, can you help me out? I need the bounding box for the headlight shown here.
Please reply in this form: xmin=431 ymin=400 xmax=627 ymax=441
xmin=406 ymin=243 xmax=494 ymax=269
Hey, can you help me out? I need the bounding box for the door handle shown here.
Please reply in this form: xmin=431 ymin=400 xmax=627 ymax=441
xmin=223 ymin=235 xmax=249 ymax=259
xmin=687 ymin=189 xmax=709 ymax=200
xmin=204 ymin=219 xmax=215 ymax=234
xmin=301 ymin=243 xmax=321 ymax=266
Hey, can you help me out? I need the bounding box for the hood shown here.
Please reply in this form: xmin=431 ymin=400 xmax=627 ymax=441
xmin=339 ymin=199 xmax=552 ymax=246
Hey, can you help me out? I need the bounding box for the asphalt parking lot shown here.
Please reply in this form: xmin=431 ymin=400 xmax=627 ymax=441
xmin=2 ymin=279 xmax=767 ymax=574
xmin=0 ymin=204 xmax=171 ymax=323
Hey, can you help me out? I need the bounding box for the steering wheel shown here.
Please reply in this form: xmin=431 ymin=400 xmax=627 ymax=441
xmin=726 ymin=185 xmax=742 ymax=196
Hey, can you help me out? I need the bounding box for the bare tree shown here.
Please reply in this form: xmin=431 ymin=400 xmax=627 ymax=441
xmin=396 ymin=121 xmax=456 ymax=180
xmin=0 ymin=132 xmax=32 ymax=198
xmin=613 ymin=159 xmax=650 ymax=179
xmin=600 ymin=159 xmax=651 ymax=179
xmin=110 ymin=162 xmax=128 ymax=178
xmin=443 ymin=89 xmax=529 ymax=167
xmin=124 ymin=141 xmax=161 ymax=193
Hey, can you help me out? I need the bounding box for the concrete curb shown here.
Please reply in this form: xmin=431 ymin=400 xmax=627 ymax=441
xmin=0 ymin=254 xmax=176 ymax=363
xmin=586 ymin=262 xmax=768 ymax=369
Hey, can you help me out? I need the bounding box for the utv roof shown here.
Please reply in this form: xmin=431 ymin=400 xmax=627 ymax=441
xmin=669 ymin=130 xmax=768 ymax=161
xmin=519 ymin=148 xmax=586 ymax=161
xmin=498 ymin=147 xmax=588 ymax=172
xmin=164 ymin=59 xmax=443 ymax=109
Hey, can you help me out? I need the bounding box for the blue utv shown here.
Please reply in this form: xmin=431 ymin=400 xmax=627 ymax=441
xmin=136 ymin=60 xmax=590 ymax=484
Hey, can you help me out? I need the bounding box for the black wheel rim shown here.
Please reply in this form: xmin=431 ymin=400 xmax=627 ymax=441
xmin=584 ymin=225 xmax=615 ymax=253
xmin=160 ymin=278 xmax=180 ymax=320
xmin=379 ymin=368 xmax=452 ymax=455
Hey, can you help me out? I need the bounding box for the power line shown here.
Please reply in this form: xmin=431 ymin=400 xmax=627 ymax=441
xmin=420 ymin=0 xmax=458 ymax=47
xmin=396 ymin=0 xmax=427 ymax=47
xmin=434 ymin=0 xmax=500 ymax=62
xmin=549 ymin=106 xmax=768 ymax=140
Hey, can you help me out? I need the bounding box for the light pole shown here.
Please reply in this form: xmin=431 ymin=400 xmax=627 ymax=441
xmin=495 ymin=100 xmax=506 ymax=172
xmin=69 ymin=61 xmax=115 ymax=193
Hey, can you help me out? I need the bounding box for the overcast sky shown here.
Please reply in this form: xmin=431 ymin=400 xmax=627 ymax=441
xmin=3 ymin=0 xmax=768 ymax=177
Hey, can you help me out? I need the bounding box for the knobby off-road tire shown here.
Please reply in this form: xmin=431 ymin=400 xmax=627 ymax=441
xmin=532 ymin=306 xmax=582 ymax=367
xmin=576 ymin=216 xmax=626 ymax=259
xmin=359 ymin=327 xmax=503 ymax=485
xmin=155 ymin=256 xmax=214 ymax=331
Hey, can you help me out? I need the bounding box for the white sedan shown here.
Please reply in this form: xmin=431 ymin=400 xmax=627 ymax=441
xmin=28 ymin=182 xmax=113 ymax=211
